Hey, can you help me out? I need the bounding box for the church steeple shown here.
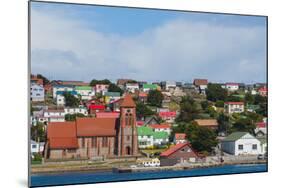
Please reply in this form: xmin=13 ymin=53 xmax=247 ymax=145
xmin=118 ymin=94 xmax=138 ymax=156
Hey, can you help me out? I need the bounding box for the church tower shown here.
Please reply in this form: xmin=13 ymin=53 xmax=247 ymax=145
xmin=118 ymin=94 xmax=138 ymax=156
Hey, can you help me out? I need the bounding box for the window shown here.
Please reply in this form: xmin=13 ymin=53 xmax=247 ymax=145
xmin=32 ymin=144 xmax=37 ymax=149
xmin=252 ymin=144 xmax=257 ymax=150
xmin=91 ymin=137 xmax=97 ymax=148
xmin=102 ymin=137 xmax=108 ymax=147
xmin=68 ymin=149 xmax=76 ymax=153
xmin=127 ymin=136 xmax=130 ymax=141
xmin=238 ymin=144 xmax=243 ymax=150
xmin=81 ymin=138 xmax=85 ymax=148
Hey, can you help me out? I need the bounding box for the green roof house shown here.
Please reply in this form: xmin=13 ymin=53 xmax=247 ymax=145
xmin=143 ymin=84 xmax=158 ymax=92
xmin=137 ymin=126 xmax=169 ymax=148
xmin=75 ymin=86 xmax=94 ymax=100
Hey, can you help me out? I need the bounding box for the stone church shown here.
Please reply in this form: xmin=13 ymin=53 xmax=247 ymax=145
xmin=44 ymin=95 xmax=139 ymax=159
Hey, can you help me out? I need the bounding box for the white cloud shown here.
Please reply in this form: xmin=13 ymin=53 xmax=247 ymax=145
xmin=31 ymin=7 xmax=266 ymax=83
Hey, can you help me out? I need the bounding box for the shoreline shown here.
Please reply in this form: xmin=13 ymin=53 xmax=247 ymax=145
xmin=31 ymin=160 xmax=267 ymax=175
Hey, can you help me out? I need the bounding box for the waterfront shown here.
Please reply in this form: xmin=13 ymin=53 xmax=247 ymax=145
xmin=31 ymin=164 xmax=267 ymax=187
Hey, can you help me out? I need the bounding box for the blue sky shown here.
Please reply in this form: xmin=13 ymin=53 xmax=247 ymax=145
xmin=31 ymin=1 xmax=267 ymax=83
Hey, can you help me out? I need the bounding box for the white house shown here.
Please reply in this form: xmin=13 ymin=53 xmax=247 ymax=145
xmin=43 ymin=109 xmax=65 ymax=122
xmin=193 ymin=79 xmax=208 ymax=94
xmin=31 ymin=140 xmax=45 ymax=154
xmin=30 ymin=83 xmax=45 ymax=102
xmin=224 ymin=102 xmax=244 ymax=114
xmin=165 ymin=81 xmax=176 ymax=91
xmin=125 ymin=83 xmax=139 ymax=93
xmin=225 ymin=83 xmax=239 ymax=91
xmin=56 ymin=94 xmax=65 ymax=106
xmin=64 ymin=106 xmax=88 ymax=116
xmin=149 ymin=124 xmax=171 ymax=135
xmin=95 ymin=84 xmax=109 ymax=95
xmin=221 ymin=132 xmax=262 ymax=155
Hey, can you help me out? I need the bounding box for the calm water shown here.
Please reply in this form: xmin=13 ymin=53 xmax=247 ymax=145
xmin=31 ymin=164 xmax=267 ymax=187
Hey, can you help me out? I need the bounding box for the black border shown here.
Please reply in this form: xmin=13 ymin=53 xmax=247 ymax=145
xmin=28 ymin=1 xmax=268 ymax=187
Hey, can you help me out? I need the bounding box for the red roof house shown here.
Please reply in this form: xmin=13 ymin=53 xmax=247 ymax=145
xmin=258 ymin=86 xmax=267 ymax=97
xmin=174 ymin=133 xmax=187 ymax=144
xmin=160 ymin=142 xmax=200 ymax=166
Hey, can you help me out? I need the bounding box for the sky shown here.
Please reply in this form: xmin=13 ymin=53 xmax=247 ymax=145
xmin=30 ymin=2 xmax=267 ymax=84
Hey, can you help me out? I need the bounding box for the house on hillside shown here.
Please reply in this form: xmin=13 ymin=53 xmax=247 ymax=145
xmin=137 ymin=126 xmax=169 ymax=149
xmin=64 ymin=106 xmax=88 ymax=116
xmin=224 ymin=102 xmax=244 ymax=114
xmin=173 ymin=133 xmax=187 ymax=144
xmin=75 ymin=86 xmax=95 ymax=100
xmin=52 ymin=85 xmax=75 ymax=98
xmin=160 ymin=143 xmax=200 ymax=166
xmin=95 ymin=84 xmax=109 ymax=95
xmin=255 ymin=122 xmax=267 ymax=137
xmin=125 ymin=83 xmax=139 ymax=93
xmin=221 ymin=132 xmax=262 ymax=155
xmin=31 ymin=140 xmax=45 ymax=154
xmin=103 ymin=92 xmax=121 ymax=104
xmin=158 ymin=111 xmax=177 ymax=123
xmin=138 ymin=92 xmax=148 ymax=103
xmin=30 ymin=83 xmax=45 ymax=102
xmin=149 ymin=124 xmax=171 ymax=135
xmin=225 ymin=83 xmax=239 ymax=91
xmin=142 ymin=84 xmax=159 ymax=92
xmin=193 ymin=79 xmax=208 ymax=94
xmin=258 ymin=86 xmax=267 ymax=97
xmin=43 ymin=109 xmax=65 ymax=123
xmin=194 ymin=119 xmax=219 ymax=130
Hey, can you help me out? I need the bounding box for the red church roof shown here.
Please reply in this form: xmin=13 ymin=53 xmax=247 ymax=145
xmin=96 ymin=112 xmax=120 ymax=118
xmin=76 ymin=117 xmax=117 ymax=137
xmin=120 ymin=94 xmax=136 ymax=107
xmin=47 ymin=122 xmax=78 ymax=149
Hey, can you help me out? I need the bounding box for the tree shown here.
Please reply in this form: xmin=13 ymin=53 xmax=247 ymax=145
xmin=65 ymin=113 xmax=86 ymax=121
xmin=90 ymin=79 xmax=111 ymax=86
xmin=206 ymin=83 xmax=228 ymax=102
xmin=136 ymin=102 xmax=155 ymax=119
xmin=244 ymin=93 xmax=255 ymax=104
xmin=217 ymin=113 xmax=232 ymax=134
xmin=201 ymin=100 xmax=209 ymax=111
xmin=108 ymin=83 xmax=123 ymax=94
xmin=231 ymin=118 xmax=256 ymax=134
xmin=36 ymin=74 xmax=50 ymax=85
xmin=63 ymin=92 xmax=80 ymax=107
xmin=226 ymin=95 xmax=243 ymax=102
xmin=176 ymin=96 xmax=200 ymax=123
xmin=31 ymin=122 xmax=46 ymax=142
xmin=186 ymin=122 xmax=218 ymax=154
xmin=254 ymin=95 xmax=267 ymax=105
xmin=215 ymin=100 xmax=224 ymax=107
xmin=147 ymin=90 xmax=164 ymax=107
